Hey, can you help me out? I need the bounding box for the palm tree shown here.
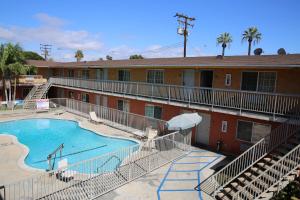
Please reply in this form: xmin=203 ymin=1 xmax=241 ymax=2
xmin=0 ymin=43 xmax=27 ymax=108
xmin=217 ymin=32 xmax=233 ymax=57
xmin=242 ymin=27 xmax=262 ymax=56
xmin=75 ymin=50 xmax=84 ymax=62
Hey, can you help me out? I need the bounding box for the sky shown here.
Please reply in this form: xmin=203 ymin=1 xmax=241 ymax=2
xmin=0 ymin=0 xmax=299 ymax=61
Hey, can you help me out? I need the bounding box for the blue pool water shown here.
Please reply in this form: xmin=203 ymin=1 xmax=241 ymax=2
xmin=0 ymin=118 xmax=138 ymax=171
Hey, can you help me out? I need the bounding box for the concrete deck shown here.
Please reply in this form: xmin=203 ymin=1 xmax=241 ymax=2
xmin=99 ymin=149 xmax=223 ymax=200
xmin=0 ymin=111 xmax=140 ymax=185
xmin=0 ymin=111 xmax=224 ymax=200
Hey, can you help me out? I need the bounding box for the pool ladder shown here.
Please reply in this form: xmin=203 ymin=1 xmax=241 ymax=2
xmin=47 ymin=143 xmax=64 ymax=171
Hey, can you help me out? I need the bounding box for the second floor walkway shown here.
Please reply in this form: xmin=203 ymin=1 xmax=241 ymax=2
xmin=49 ymin=77 xmax=300 ymax=119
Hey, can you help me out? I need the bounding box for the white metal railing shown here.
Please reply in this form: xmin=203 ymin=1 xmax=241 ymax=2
xmin=2 ymin=130 xmax=191 ymax=200
xmin=233 ymin=144 xmax=300 ymax=200
xmin=198 ymin=111 xmax=300 ymax=196
xmin=50 ymin=98 xmax=166 ymax=135
xmin=49 ymin=77 xmax=300 ymax=116
xmin=23 ymin=85 xmax=38 ymax=101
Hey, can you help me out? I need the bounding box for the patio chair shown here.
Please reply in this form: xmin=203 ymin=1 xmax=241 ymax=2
xmin=56 ymin=159 xmax=77 ymax=182
xmin=89 ymin=111 xmax=103 ymax=123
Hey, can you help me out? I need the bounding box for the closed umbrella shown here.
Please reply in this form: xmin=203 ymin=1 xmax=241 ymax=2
xmin=166 ymin=113 xmax=202 ymax=131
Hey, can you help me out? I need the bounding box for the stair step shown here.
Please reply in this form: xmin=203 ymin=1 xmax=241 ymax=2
xmin=216 ymin=192 xmax=231 ymax=200
xmin=223 ymin=187 xmax=236 ymax=197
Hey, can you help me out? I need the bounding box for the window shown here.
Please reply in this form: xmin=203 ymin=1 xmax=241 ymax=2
xmin=82 ymin=70 xmax=89 ymax=79
xmin=257 ymin=72 xmax=276 ymax=92
xmin=118 ymin=70 xmax=130 ymax=81
xmin=68 ymin=91 xmax=74 ymax=99
xmin=221 ymin=121 xmax=228 ymax=133
xmin=82 ymin=93 xmax=89 ymax=103
xmin=68 ymin=70 xmax=74 ymax=78
xmin=147 ymin=70 xmax=164 ymax=84
xmin=236 ymin=120 xmax=271 ymax=143
xmin=241 ymin=72 xmax=276 ymax=92
xmin=145 ymin=104 xmax=162 ymax=119
xmin=225 ymin=74 xmax=232 ymax=86
xmin=117 ymin=100 xmax=129 ymax=112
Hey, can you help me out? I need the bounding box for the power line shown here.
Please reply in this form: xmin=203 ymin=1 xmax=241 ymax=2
xmin=40 ymin=44 xmax=52 ymax=60
xmin=174 ymin=13 xmax=195 ymax=57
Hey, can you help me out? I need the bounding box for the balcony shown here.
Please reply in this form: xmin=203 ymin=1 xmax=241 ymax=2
xmin=49 ymin=77 xmax=300 ymax=118
xmin=17 ymin=75 xmax=47 ymax=86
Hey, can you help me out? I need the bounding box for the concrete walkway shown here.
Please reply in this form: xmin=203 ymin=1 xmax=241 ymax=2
xmin=99 ymin=149 xmax=224 ymax=200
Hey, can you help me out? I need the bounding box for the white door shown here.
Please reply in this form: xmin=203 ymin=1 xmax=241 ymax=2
xmin=95 ymin=95 xmax=101 ymax=105
xmin=102 ymin=96 xmax=108 ymax=107
xmin=195 ymin=112 xmax=211 ymax=145
xmin=183 ymin=69 xmax=195 ymax=87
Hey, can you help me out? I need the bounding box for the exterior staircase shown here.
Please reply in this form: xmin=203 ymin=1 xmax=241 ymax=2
xmin=23 ymin=81 xmax=51 ymax=109
xmin=198 ymin=111 xmax=300 ymax=200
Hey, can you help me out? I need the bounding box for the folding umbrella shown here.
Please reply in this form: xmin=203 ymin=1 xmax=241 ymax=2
xmin=166 ymin=113 xmax=202 ymax=131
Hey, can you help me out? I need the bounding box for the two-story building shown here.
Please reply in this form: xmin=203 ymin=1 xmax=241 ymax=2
xmin=23 ymin=54 xmax=300 ymax=155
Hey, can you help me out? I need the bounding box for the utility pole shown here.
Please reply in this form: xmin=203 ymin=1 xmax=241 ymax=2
xmin=174 ymin=13 xmax=195 ymax=57
xmin=40 ymin=44 xmax=52 ymax=60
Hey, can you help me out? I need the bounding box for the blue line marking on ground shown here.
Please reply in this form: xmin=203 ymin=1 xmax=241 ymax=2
xmin=173 ymin=162 xmax=210 ymax=165
xmin=160 ymin=189 xmax=196 ymax=192
xmin=185 ymin=155 xmax=219 ymax=158
xmin=157 ymin=150 xmax=222 ymax=200
xmin=165 ymin=178 xmax=198 ymax=181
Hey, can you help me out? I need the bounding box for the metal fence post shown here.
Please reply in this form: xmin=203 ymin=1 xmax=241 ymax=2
xmin=273 ymin=94 xmax=278 ymax=119
xmin=240 ymin=92 xmax=243 ymax=115
xmin=168 ymin=85 xmax=171 ymax=103
xmin=212 ymin=89 xmax=215 ymax=110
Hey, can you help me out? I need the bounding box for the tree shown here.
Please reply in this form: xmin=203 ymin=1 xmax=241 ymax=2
xmin=216 ymin=32 xmax=233 ymax=57
xmin=26 ymin=65 xmax=37 ymax=75
xmin=0 ymin=43 xmax=28 ymax=109
xmin=129 ymin=54 xmax=144 ymax=59
xmin=242 ymin=27 xmax=262 ymax=56
xmin=106 ymin=55 xmax=112 ymax=60
xmin=254 ymin=48 xmax=263 ymax=55
xmin=23 ymin=51 xmax=44 ymax=60
xmin=75 ymin=50 xmax=84 ymax=62
xmin=277 ymin=48 xmax=287 ymax=55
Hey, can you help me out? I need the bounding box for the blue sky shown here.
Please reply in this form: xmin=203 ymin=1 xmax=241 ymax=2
xmin=0 ymin=0 xmax=299 ymax=61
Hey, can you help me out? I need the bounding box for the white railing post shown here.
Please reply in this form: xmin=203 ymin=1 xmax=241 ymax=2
xmin=211 ymin=89 xmax=215 ymax=110
xmin=240 ymin=92 xmax=243 ymax=115
xmin=273 ymin=94 xmax=278 ymax=119
xmin=136 ymin=83 xmax=139 ymax=96
xmin=168 ymin=85 xmax=171 ymax=103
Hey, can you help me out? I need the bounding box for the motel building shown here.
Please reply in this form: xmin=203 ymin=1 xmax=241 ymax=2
xmin=14 ymin=54 xmax=299 ymax=155
xmin=1 ymin=54 xmax=300 ymax=200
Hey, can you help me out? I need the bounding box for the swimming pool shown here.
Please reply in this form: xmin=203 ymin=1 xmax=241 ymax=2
xmin=0 ymin=118 xmax=138 ymax=170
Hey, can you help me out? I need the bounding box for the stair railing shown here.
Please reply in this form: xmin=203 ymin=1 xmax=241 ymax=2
xmin=197 ymin=110 xmax=300 ymax=197
xmin=41 ymin=81 xmax=52 ymax=99
xmin=232 ymin=143 xmax=300 ymax=200
xmin=23 ymin=86 xmax=38 ymax=102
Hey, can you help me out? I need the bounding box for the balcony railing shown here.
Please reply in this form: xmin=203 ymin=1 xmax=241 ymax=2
xmin=49 ymin=77 xmax=300 ymax=117
xmin=17 ymin=75 xmax=47 ymax=85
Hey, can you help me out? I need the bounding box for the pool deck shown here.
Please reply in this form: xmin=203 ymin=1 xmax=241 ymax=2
xmin=0 ymin=111 xmax=140 ymax=185
xmin=98 ymin=149 xmax=223 ymax=200
xmin=0 ymin=111 xmax=225 ymax=200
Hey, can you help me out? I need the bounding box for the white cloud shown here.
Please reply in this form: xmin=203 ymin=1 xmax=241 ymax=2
xmin=0 ymin=13 xmax=103 ymax=51
xmin=35 ymin=13 xmax=66 ymax=27
xmin=0 ymin=13 xmax=207 ymax=61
